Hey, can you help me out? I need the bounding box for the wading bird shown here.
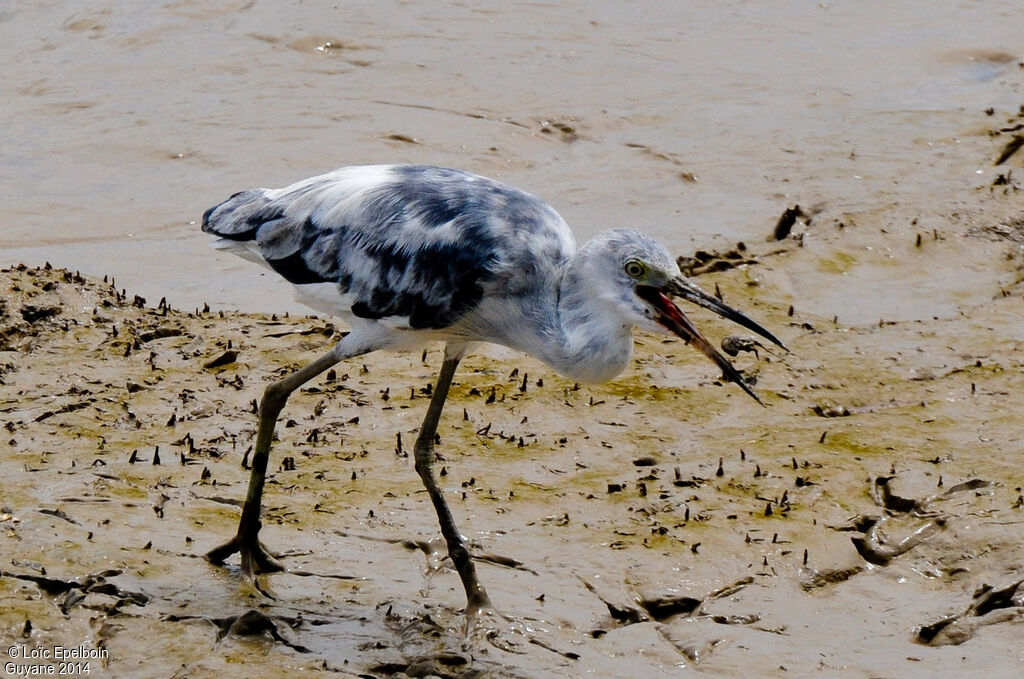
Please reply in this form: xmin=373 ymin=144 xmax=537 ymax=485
xmin=202 ymin=164 xmax=785 ymax=613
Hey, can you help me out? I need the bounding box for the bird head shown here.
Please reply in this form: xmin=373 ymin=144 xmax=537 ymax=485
xmin=598 ymin=230 xmax=786 ymax=404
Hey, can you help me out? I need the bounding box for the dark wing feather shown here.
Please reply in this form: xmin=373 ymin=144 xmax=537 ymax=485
xmin=202 ymin=165 xmax=570 ymax=329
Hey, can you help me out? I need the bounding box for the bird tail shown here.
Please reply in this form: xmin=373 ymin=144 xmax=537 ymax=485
xmin=201 ymin=189 xmax=273 ymax=241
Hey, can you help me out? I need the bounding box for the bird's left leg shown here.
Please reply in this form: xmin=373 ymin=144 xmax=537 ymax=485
xmin=207 ymin=338 xmax=366 ymax=576
xmin=413 ymin=345 xmax=492 ymax=615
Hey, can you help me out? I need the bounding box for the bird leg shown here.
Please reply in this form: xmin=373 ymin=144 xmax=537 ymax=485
xmin=413 ymin=350 xmax=492 ymax=615
xmin=207 ymin=348 xmax=343 ymax=575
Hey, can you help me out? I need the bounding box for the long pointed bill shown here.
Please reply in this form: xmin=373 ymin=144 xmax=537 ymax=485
xmin=665 ymin=277 xmax=788 ymax=351
xmin=636 ymin=283 xmax=774 ymax=405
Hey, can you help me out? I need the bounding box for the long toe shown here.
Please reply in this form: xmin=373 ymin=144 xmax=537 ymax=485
xmin=240 ymin=539 xmax=285 ymax=576
xmin=206 ymin=535 xmax=242 ymax=566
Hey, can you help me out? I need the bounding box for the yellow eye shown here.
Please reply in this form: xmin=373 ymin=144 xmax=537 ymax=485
xmin=624 ymin=259 xmax=647 ymax=279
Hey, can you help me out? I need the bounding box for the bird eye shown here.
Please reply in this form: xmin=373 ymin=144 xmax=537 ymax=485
xmin=624 ymin=259 xmax=647 ymax=279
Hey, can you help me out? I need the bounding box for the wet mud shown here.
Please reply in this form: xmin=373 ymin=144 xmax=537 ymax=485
xmin=3 ymin=152 xmax=1024 ymax=675
xmin=3 ymin=2 xmax=1024 ymax=676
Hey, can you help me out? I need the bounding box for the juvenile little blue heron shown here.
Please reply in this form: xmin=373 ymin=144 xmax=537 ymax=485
xmin=202 ymin=164 xmax=784 ymax=613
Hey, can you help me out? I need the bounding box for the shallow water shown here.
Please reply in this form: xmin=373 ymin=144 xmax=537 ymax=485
xmin=2 ymin=0 xmax=1022 ymax=320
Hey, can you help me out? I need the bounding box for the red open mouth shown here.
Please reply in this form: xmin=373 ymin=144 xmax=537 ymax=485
xmin=635 ymin=284 xmax=772 ymax=404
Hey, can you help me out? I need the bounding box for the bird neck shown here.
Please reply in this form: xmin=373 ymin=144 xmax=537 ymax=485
xmin=545 ymin=251 xmax=635 ymax=383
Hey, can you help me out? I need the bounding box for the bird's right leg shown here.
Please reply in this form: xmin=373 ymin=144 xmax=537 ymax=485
xmin=413 ymin=347 xmax=492 ymax=615
xmin=206 ymin=346 xmax=348 ymax=576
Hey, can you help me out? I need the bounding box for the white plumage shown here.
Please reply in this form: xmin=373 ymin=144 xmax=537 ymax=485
xmin=202 ymin=164 xmax=785 ymax=612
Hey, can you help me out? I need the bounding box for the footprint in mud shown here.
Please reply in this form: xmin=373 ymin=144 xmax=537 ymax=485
xmin=848 ymin=476 xmax=993 ymax=566
xmin=581 ymin=577 xmax=758 ymax=630
xmin=577 ymin=576 xmax=770 ymax=666
xmin=850 ymin=516 xmax=946 ymax=566
xmin=371 ymin=600 xmax=578 ymax=678
xmin=804 ymin=476 xmax=997 ymax=588
xmin=367 ymin=655 xmax=471 ymax=679
xmin=165 ymin=609 xmax=311 ymax=653
xmin=917 ymin=579 xmax=1024 ymax=646
xmin=1 ymin=568 xmax=150 ymax=609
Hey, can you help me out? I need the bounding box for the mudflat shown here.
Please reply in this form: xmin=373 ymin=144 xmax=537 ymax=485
xmin=2 ymin=1 xmax=1024 ymax=676
xmin=2 ymin=154 xmax=1022 ymax=675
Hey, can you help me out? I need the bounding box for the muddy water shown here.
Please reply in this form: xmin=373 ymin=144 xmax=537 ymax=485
xmin=1 ymin=1 xmax=1022 ymax=320
xmin=2 ymin=1 xmax=1024 ymax=678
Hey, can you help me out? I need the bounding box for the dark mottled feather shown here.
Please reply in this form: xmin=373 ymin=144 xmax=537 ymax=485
xmin=202 ymin=165 xmax=572 ymax=329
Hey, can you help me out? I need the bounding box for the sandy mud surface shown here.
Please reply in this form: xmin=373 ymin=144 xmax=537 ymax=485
xmin=2 ymin=143 xmax=1023 ymax=676
xmin=2 ymin=1 xmax=1024 ymax=677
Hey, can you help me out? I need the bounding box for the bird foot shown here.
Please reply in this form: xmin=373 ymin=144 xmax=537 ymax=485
xmin=464 ymin=605 xmax=526 ymax=654
xmin=206 ymin=533 xmax=285 ymax=576
xmin=465 ymin=607 xmax=579 ymax=660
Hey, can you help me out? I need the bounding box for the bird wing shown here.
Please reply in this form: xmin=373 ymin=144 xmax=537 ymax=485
xmin=202 ymin=165 xmax=574 ymax=330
